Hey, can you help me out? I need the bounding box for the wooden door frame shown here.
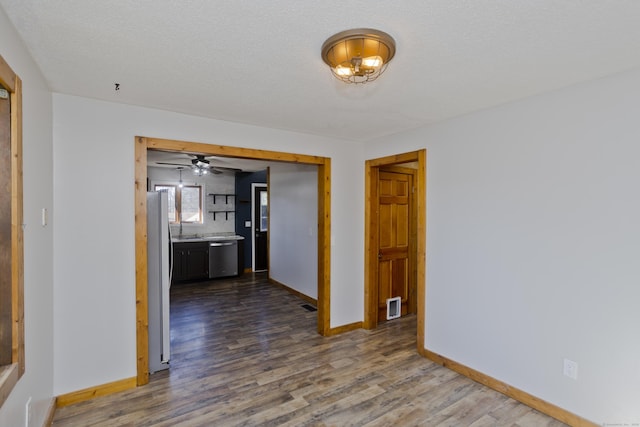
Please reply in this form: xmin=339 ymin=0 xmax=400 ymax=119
xmin=135 ymin=136 xmax=331 ymax=386
xmin=0 ymin=54 xmax=25 ymax=409
xmin=364 ymin=150 xmax=426 ymax=349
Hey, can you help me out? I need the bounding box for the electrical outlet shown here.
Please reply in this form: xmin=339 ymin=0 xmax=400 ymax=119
xmin=25 ymin=397 xmax=31 ymax=427
xmin=563 ymin=358 xmax=578 ymax=380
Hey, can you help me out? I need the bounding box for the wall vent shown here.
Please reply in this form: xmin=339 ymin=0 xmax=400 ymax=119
xmin=386 ymin=297 xmax=401 ymax=320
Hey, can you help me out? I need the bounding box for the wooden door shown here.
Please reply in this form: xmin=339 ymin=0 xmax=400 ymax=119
xmin=377 ymin=169 xmax=414 ymax=321
xmin=253 ymin=185 xmax=268 ymax=271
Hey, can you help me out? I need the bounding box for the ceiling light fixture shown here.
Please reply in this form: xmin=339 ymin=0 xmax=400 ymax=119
xmin=194 ymin=166 xmax=208 ymax=177
xmin=321 ymin=28 xmax=396 ymax=84
xmin=191 ymin=155 xmax=210 ymax=176
xmin=192 ymin=158 xmax=209 ymax=168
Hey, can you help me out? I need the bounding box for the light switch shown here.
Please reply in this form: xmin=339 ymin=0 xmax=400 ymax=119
xmin=42 ymin=208 xmax=48 ymax=227
xmin=245 ymin=220 xmax=251 ymax=228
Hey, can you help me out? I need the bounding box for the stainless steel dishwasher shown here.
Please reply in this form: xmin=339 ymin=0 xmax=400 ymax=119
xmin=208 ymin=240 xmax=238 ymax=278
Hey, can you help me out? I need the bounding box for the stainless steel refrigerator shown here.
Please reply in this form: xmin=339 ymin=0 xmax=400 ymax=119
xmin=147 ymin=191 xmax=171 ymax=373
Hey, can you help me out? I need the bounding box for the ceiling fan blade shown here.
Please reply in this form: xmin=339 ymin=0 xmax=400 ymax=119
xmin=155 ymin=160 xmax=241 ymax=174
xmin=156 ymin=162 xmax=190 ymax=167
xmin=212 ymin=166 xmax=242 ymax=172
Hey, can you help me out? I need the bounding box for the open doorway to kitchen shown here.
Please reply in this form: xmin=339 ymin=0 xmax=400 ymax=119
xmin=364 ymin=150 xmax=426 ymax=352
xmin=135 ymin=136 xmax=331 ymax=386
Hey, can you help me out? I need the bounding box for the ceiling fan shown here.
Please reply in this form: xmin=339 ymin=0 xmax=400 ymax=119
xmin=155 ymin=154 xmax=240 ymax=175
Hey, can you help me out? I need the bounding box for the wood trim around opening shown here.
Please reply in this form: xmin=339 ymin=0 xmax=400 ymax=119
xmin=135 ymin=136 xmax=332 ymax=386
xmin=134 ymin=137 xmax=149 ymax=386
xmin=316 ymin=159 xmax=331 ymax=336
xmin=0 ymin=54 xmax=25 ymax=410
xmin=363 ymin=150 xmax=426 ymax=352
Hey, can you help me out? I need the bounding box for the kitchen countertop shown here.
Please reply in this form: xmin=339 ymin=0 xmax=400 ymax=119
xmin=172 ymin=234 xmax=245 ymax=243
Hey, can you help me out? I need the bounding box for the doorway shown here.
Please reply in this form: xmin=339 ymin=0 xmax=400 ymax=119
xmin=364 ymin=150 xmax=426 ymax=351
xmin=252 ymin=183 xmax=268 ymax=272
xmin=375 ymin=166 xmax=417 ymax=322
xmin=135 ymin=136 xmax=332 ymax=386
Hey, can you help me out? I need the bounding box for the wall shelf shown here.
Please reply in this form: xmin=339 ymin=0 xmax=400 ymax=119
xmin=209 ymin=193 xmax=235 ymax=204
xmin=207 ymin=194 xmax=235 ymax=220
xmin=209 ymin=210 xmax=236 ymax=220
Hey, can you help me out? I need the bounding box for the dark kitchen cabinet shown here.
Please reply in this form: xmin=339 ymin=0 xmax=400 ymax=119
xmin=172 ymin=242 xmax=209 ymax=282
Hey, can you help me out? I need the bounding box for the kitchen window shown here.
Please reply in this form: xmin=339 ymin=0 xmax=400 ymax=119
xmin=154 ymin=184 xmax=203 ymax=224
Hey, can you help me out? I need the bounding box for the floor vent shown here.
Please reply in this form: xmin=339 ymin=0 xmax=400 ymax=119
xmin=301 ymin=304 xmax=317 ymax=312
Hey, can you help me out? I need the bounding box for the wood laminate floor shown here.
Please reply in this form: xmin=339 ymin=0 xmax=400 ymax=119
xmin=53 ymin=273 xmax=567 ymax=426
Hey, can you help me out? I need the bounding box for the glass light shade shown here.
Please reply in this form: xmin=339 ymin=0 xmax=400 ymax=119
xmin=193 ymin=166 xmax=207 ymax=176
xmin=362 ymin=56 xmax=383 ymax=68
xmin=335 ymin=65 xmax=354 ymax=77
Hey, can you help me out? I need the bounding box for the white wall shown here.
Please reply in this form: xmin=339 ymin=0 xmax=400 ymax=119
xmin=52 ymin=94 xmax=365 ymax=395
xmin=269 ymin=163 xmax=318 ymax=299
xmin=366 ymin=68 xmax=640 ymax=424
xmin=147 ymin=166 xmax=236 ymax=236
xmin=0 ymin=6 xmax=54 ymax=427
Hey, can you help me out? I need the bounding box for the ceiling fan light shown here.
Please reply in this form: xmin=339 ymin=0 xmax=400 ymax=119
xmin=191 ymin=155 xmax=210 ymax=168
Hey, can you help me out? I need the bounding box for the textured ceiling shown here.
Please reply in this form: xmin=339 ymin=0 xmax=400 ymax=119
xmin=2 ymin=1 xmax=640 ymax=142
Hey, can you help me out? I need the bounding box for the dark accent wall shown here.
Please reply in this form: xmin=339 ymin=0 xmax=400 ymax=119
xmin=235 ymin=170 xmax=267 ymax=270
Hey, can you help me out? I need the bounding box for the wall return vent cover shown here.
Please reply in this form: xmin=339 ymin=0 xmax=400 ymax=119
xmin=386 ymin=297 xmax=401 ymax=320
